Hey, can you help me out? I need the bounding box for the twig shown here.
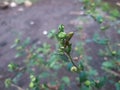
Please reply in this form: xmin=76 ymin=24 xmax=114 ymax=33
xmin=11 ymin=84 xmax=24 ymax=90
xmin=64 ymin=52 xmax=79 ymax=69
xmin=103 ymin=68 xmax=120 ymax=77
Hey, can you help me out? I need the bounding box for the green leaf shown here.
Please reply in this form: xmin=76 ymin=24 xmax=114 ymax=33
xmin=56 ymin=53 xmax=69 ymax=62
xmin=48 ymin=54 xmax=57 ymax=63
xmin=79 ymin=71 xmax=88 ymax=83
xmin=78 ymin=62 xmax=84 ymax=71
xmin=47 ymin=29 xmax=56 ymax=39
xmin=93 ymin=33 xmax=108 ymax=45
xmin=96 ymin=15 xmax=103 ymax=23
xmin=80 ymin=85 xmax=91 ymax=90
xmin=58 ymin=24 xmax=64 ymax=32
xmin=102 ymin=61 xmax=114 ymax=69
xmin=13 ymin=73 xmax=23 ymax=84
xmin=95 ymin=77 xmax=107 ymax=89
xmin=51 ymin=63 xmax=62 ymax=70
xmin=59 ymin=84 xmax=65 ymax=90
xmin=15 ymin=53 xmax=21 ymax=58
xmin=39 ymin=72 xmax=50 ymax=78
xmin=8 ymin=63 xmax=18 ymax=72
xmin=47 ymin=54 xmax=62 ymax=70
xmin=15 ymin=38 xmax=20 ymax=44
xmin=110 ymin=9 xmax=120 ymax=18
xmin=4 ymin=78 xmax=12 ymax=88
xmin=100 ymin=26 xmax=109 ymax=31
xmin=88 ymin=69 xmax=98 ymax=76
xmin=23 ymin=37 xmax=31 ymax=46
xmin=101 ymin=2 xmax=110 ymax=11
xmin=58 ymin=32 xmax=67 ymax=39
xmin=84 ymin=80 xmax=91 ymax=87
xmin=115 ymin=82 xmax=120 ymax=90
xmin=49 ymin=61 xmax=56 ymax=68
xmin=67 ymin=62 xmax=73 ymax=71
xmin=14 ymin=0 xmax=25 ymax=4
xmin=61 ymin=76 xmax=70 ymax=85
xmin=83 ymin=0 xmax=89 ymax=3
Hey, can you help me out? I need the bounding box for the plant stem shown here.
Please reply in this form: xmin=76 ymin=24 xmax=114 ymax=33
xmin=11 ymin=84 xmax=24 ymax=90
xmin=64 ymin=52 xmax=79 ymax=69
xmin=103 ymin=68 xmax=120 ymax=77
xmin=103 ymin=32 xmax=113 ymax=53
xmin=107 ymin=42 xmax=113 ymax=53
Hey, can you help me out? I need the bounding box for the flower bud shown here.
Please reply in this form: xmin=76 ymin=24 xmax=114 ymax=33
xmin=8 ymin=63 xmax=17 ymax=71
xmin=112 ymin=51 xmax=117 ymax=56
xmin=84 ymin=80 xmax=91 ymax=86
xmin=58 ymin=32 xmax=67 ymax=39
xmin=58 ymin=24 xmax=64 ymax=32
xmin=15 ymin=38 xmax=20 ymax=44
xmin=66 ymin=32 xmax=74 ymax=41
xmin=70 ymin=66 xmax=77 ymax=72
xmin=29 ymin=82 xmax=35 ymax=88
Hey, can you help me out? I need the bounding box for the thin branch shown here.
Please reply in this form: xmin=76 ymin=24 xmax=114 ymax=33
xmin=11 ymin=84 xmax=24 ymax=90
xmin=103 ymin=68 xmax=120 ymax=77
xmin=64 ymin=52 xmax=79 ymax=69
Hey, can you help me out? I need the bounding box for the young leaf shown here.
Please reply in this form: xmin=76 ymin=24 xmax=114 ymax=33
xmin=61 ymin=76 xmax=70 ymax=85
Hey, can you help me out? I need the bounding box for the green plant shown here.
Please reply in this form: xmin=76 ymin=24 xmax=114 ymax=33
xmin=13 ymin=0 xmax=36 ymax=4
xmin=4 ymin=0 xmax=120 ymax=90
xmin=55 ymin=24 xmax=106 ymax=90
xmin=80 ymin=0 xmax=120 ymax=89
xmin=5 ymin=24 xmax=107 ymax=90
xmin=5 ymin=35 xmax=67 ymax=89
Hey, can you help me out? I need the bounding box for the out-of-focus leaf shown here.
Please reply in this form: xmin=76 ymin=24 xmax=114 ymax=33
xmin=96 ymin=15 xmax=103 ymax=23
xmin=88 ymin=69 xmax=98 ymax=76
xmin=79 ymin=71 xmax=88 ymax=83
xmin=23 ymin=37 xmax=31 ymax=46
xmin=39 ymin=72 xmax=50 ymax=78
xmin=101 ymin=2 xmax=110 ymax=11
xmin=93 ymin=33 xmax=108 ymax=45
xmin=102 ymin=61 xmax=114 ymax=69
xmin=4 ymin=78 xmax=12 ymax=88
xmin=95 ymin=77 xmax=107 ymax=89
xmin=47 ymin=29 xmax=56 ymax=39
xmin=14 ymin=0 xmax=25 ymax=4
xmin=67 ymin=62 xmax=73 ymax=71
xmin=80 ymin=85 xmax=91 ymax=90
xmin=15 ymin=53 xmax=21 ymax=58
xmin=13 ymin=73 xmax=23 ymax=84
xmin=55 ymin=53 xmax=69 ymax=62
xmin=110 ymin=9 xmax=120 ymax=18
xmin=115 ymin=82 xmax=120 ymax=90
xmin=59 ymin=84 xmax=65 ymax=90
xmin=61 ymin=76 xmax=70 ymax=85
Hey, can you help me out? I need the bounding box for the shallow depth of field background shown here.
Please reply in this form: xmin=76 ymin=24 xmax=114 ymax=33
xmin=0 ymin=0 xmax=120 ymax=90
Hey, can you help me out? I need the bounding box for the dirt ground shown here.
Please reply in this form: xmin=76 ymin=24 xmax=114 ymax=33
xmin=0 ymin=0 xmax=119 ymax=90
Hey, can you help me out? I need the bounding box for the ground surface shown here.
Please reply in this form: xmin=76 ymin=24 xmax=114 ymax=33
xmin=0 ymin=0 xmax=119 ymax=90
